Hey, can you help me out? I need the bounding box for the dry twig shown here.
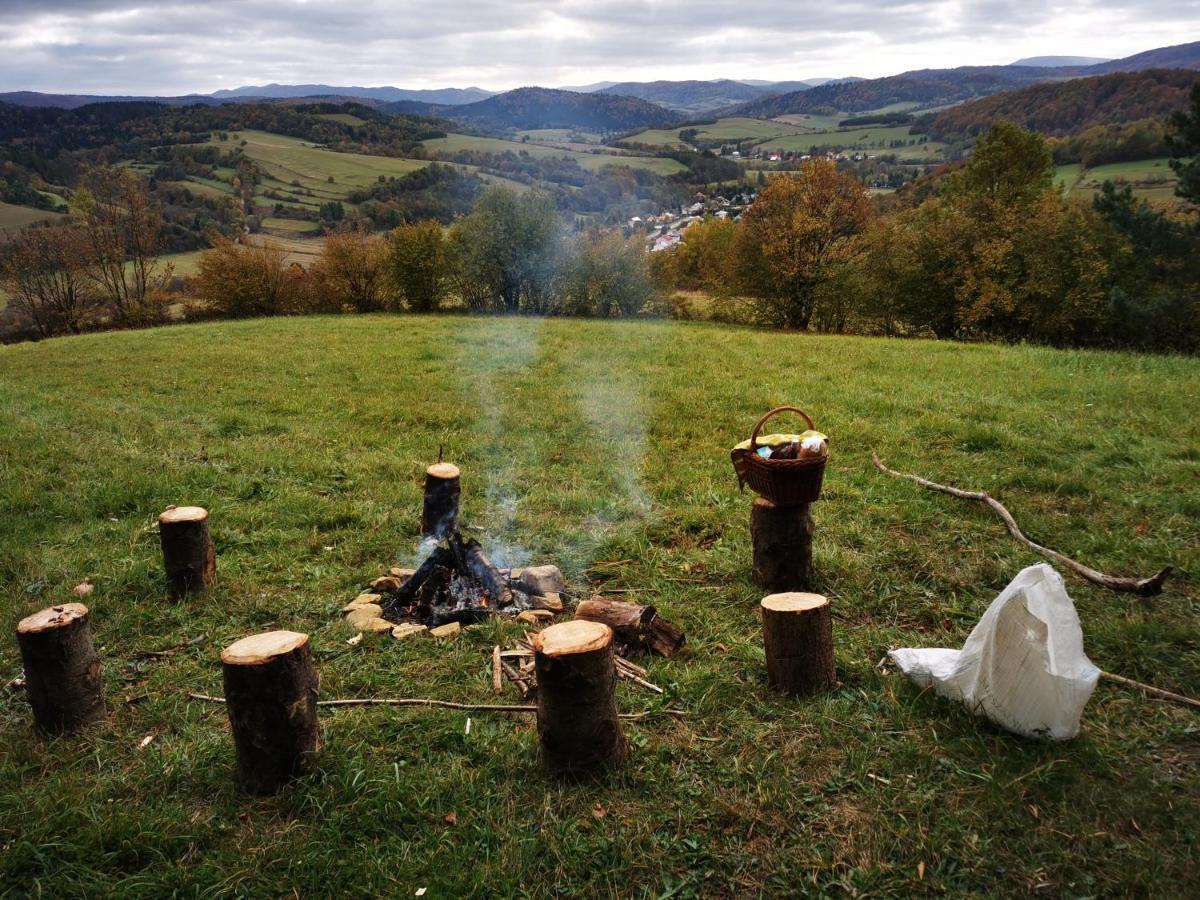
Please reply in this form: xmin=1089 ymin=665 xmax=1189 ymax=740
xmin=872 ymin=453 xmax=1172 ymax=596
xmin=1101 ymin=671 xmax=1200 ymax=711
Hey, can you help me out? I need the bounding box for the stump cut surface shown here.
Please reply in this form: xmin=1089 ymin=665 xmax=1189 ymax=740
xmin=222 ymin=631 xmax=310 ymax=666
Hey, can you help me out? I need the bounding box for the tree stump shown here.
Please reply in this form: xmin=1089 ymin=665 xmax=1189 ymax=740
xmin=420 ymin=463 xmax=461 ymax=538
xmin=159 ymin=505 xmax=216 ymax=599
xmin=760 ymin=592 xmax=836 ymax=697
xmin=751 ymin=498 xmax=814 ymax=591
xmin=220 ymin=631 xmax=319 ymax=795
xmin=16 ymin=603 xmax=107 ymax=735
xmin=533 ymin=621 xmax=627 ymax=777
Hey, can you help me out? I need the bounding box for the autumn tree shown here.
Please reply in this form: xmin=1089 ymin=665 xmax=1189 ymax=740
xmin=194 ymin=238 xmax=306 ymax=318
xmin=553 ymin=230 xmax=656 ymax=317
xmin=0 ymin=224 xmax=99 ymax=336
xmin=74 ymin=167 xmax=170 ymax=324
xmin=672 ymin=217 xmax=740 ymax=295
xmin=310 ymin=229 xmax=393 ymax=312
xmin=387 ymin=220 xmax=449 ymax=312
xmin=736 ymin=160 xmax=874 ymax=329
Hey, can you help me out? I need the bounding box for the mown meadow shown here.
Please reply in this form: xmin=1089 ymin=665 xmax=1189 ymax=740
xmin=0 ymin=316 xmax=1197 ymax=896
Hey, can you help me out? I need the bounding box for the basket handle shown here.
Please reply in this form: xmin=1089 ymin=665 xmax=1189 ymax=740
xmin=749 ymin=406 xmax=816 ymax=452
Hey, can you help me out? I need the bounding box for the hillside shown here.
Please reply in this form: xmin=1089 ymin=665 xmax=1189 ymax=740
xmin=924 ymin=68 xmax=1199 ymax=141
xmin=386 ymin=87 xmax=678 ymax=132
xmin=0 ymin=316 xmax=1197 ymax=896
xmin=1012 ymin=56 xmax=1110 ymax=67
xmin=725 ymin=41 xmax=1200 ymax=118
xmin=211 ymin=84 xmax=495 ymax=105
xmin=598 ymin=80 xmax=773 ymax=115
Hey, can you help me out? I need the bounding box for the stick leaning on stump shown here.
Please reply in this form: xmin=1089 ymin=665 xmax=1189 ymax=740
xmin=221 ymin=631 xmax=319 ymax=795
xmin=17 ymin=604 xmax=107 ymax=735
xmin=159 ymin=505 xmax=216 ymax=599
xmin=533 ymin=621 xmax=627 ymax=776
xmin=761 ymin=593 xmax=836 ymax=696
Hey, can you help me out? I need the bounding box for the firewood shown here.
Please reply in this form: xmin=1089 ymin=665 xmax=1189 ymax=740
xmin=421 ymin=463 xmax=461 ymax=538
xmin=750 ymin=498 xmax=814 ymax=591
xmin=492 ymin=646 xmax=503 ymax=694
xmin=533 ymin=621 xmax=627 ymax=776
xmin=760 ymin=593 xmax=836 ymax=697
xmin=16 ymin=603 xmax=107 ymax=735
xmin=220 ymin=631 xmax=319 ymax=795
xmin=574 ymin=598 xmax=685 ymax=658
xmin=158 ymin=505 xmax=216 ymax=599
xmin=456 ymin=536 xmax=513 ymax=606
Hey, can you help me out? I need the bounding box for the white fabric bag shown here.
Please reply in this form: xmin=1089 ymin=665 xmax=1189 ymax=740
xmin=889 ymin=564 xmax=1100 ymax=740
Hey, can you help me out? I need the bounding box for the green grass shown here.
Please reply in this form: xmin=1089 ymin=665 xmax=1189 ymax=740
xmin=0 ymin=317 xmax=1197 ymax=896
xmin=1057 ymin=157 xmax=1180 ymax=203
xmin=422 ymin=132 xmax=686 ymax=175
xmin=316 ymin=113 xmax=367 ymax=127
xmin=756 ymin=125 xmax=945 ymax=160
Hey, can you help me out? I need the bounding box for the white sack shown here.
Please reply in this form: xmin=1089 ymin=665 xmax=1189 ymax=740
xmin=889 ymin=563 xmax=1100 ymax=740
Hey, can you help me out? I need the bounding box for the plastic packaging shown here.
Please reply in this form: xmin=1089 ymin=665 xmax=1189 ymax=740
xmin=889 ymin=564 xmax=1100 ymax=740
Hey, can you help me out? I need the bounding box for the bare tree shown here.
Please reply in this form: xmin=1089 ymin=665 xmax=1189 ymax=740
xmin=0 ymin=224 xmax=99 ymax=336
xmin=74 ymin=167 xmax=171 ymax=324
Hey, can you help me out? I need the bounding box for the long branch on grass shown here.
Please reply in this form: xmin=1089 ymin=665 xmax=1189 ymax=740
xmin=1101 ymin=671 xmax=1200 ymax=711
xmin=871 ymin=453 xmax=1172 ymax=597
xmin=186 ymin=691 xmax=686 ymax=718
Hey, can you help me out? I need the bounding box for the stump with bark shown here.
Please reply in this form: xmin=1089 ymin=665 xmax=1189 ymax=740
xmin=574 ymin=598 xmax=686 ymax=657
xmin=220 ymin=630 xmax=319 ymax=795
xmin=159 ymin=505 xmax=216 ymax=599
xmin=16 ymin=603 xmax=107 ymax=735
xmin=533 ymin=620 xmax=627 ymax=776
xmin=751 ymin=498 xmax=813 ymax=591
xmin=421 ymin=463 xmax=461 ymax=538
xmin=760 ymin=592 xmax=836 ymax=696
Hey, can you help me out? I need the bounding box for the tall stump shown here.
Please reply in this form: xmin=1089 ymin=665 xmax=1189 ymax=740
xmin=420 ymin=463 xmax=461 ymax=538
xmin=751 ymin=497 xmax=814 ymax=591
xmin=220 ymin=631 xmax=319 ymax=795
xmin=533 ymin=621 xmax=627 ymax=777
xmin=17 ymin=603 xmax=107 ymax=735
xmin=159 ymin=505 xmax=216 ymax=599
xmin=760 ymin=592 xmax=836 ymax=697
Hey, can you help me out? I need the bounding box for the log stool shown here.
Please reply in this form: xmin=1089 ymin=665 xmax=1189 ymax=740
xmin=16 ymin=603 xmax=107 ymax=734
xmin=159 ymin=505 xmax=216 ymax=599
xmin=533 ymin=620 xmax=627 ymax=776
xmin=760 ymin=592 xmax=836 ymax=696
xmin=751 ymin=498 xmax=814 ymax=591
xmin=420 ymin=463 xmax=461 ymax=538
xmin=221 ymin=631 xmax=319 ymax=795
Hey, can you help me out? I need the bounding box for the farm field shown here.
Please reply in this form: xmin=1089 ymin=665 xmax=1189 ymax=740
xmin=755 ymin=124 xmax=945 ymax=160
xmin=1056 ymin=157 xmax=1180 ymax=202
xmin=1 ymin=317 xmax=1197 ymax=896
xmin=422 ymin=131 xmax=686 ymax=175
xmin=0 ymin=200 xmax=63 ymax=233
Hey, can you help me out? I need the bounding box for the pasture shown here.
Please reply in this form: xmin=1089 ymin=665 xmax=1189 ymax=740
xmin=1057 ymin=157 xmax=1181 ymax=203
xmin=0 ymin=316 xmax=1197 ymax=896
xmin=422 ymin=132 xmax=686 ymax=175
xmin=0 ymin=200 xmax=63 ymax=233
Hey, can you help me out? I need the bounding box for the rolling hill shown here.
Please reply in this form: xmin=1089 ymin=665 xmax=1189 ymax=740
xmin=211 ymin=84 xmax=495 ymax=105
xmin=724 ymin=41 xmax=1200 ymax=118
xmin=598 ymin=80 xmax=774 ymax=115
xmin=923 ymin=68 xmax=1199 ymax=141
xmin=385 ymin=87 xmax=678 ymax=132
xmin=1012 ymin=56 xmax=1109 ymax=67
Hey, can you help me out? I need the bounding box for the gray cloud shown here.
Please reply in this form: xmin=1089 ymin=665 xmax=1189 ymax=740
xmin=0 ymin=1 xmax=1197 ymax=94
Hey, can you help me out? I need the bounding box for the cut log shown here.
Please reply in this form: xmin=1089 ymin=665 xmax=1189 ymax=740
xmin=16 ymin=604 xmax=107 ymax=735
xmin=760 ymin=593 xmax=836 ymax=697
xmin=751 ymin=498 xmax=813 ymax=592
xmin=159 ymin=505 xmax=216 ymax=599
xmin=220 ymin=631 xmax=319 ymax=795
xmin=574 ymin=598 xmax=686 ymax=658
xmin=533 ymin=620 xmax=627 ymax=776
xmin=421 ymin=463 xmax=460 ymax=538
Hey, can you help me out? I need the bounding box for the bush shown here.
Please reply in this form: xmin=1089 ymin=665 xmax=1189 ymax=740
xmin=387 ymin=220 xmax=449 ymax=313
xmin=193 ymin=238 xmax=307 ymax=318
xmin=553 ymin=230 xmax=658 ymax=317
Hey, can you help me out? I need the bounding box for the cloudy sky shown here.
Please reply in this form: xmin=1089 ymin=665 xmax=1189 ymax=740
xmin=1 ymin=1 xmax=1198 ymax=95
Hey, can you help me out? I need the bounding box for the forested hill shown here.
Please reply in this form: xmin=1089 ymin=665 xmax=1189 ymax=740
xmin=922 ymin=69 xmax=1199 ymax=141
xmin=724 ymin=41 xmax=1200 ymax=118
xmin=597 ymin=80 xmax=773 ymax=115
xmin=384 ymin=87 xmax=678 ymax=132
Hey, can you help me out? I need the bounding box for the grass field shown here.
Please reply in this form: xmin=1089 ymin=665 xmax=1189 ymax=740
xmin=1056 ymin=157 xmax=1180 ymax=203
xmin=0 ymin=317 xmax=1197 ymax=895
xmin=0 ymin=200 xmax=63 ymax=233
xmin=755 ymin=125 xmax=945 ymax=160
xmin=422 ymin=132 xmax=686 ymax=175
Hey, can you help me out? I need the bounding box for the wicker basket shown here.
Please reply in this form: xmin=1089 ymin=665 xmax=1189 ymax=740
xmin=730 ymin=406 xmax=828 ymax=506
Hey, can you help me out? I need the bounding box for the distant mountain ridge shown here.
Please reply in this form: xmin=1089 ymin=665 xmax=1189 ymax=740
xmin=211 ymin=83 xmax=494 ymax=105
xmin=1011 ymin=55 xmax=1110 ymax=67
xmin=723 ymin=40 xmax=1200 ymax=117
xmin=597 ymin=79 xmax=775 ymax=115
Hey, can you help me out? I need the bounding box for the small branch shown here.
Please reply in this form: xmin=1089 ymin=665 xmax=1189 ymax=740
xmin=131 ymin=633 xmax=208 ymax=660
xmin=872 ymin=453 xmax=1172 ymax=597
xmin=186 ymin=691 xmax=686 ymax=718
xmin=491 ymin=645 xmax=503 ymax=695
xmin=1101 ymin=671 xmax=1200 ymax=711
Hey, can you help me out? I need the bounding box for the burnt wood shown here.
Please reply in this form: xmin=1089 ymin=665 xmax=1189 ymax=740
xmin=421 ymin=463 xmax=461 ymax=538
